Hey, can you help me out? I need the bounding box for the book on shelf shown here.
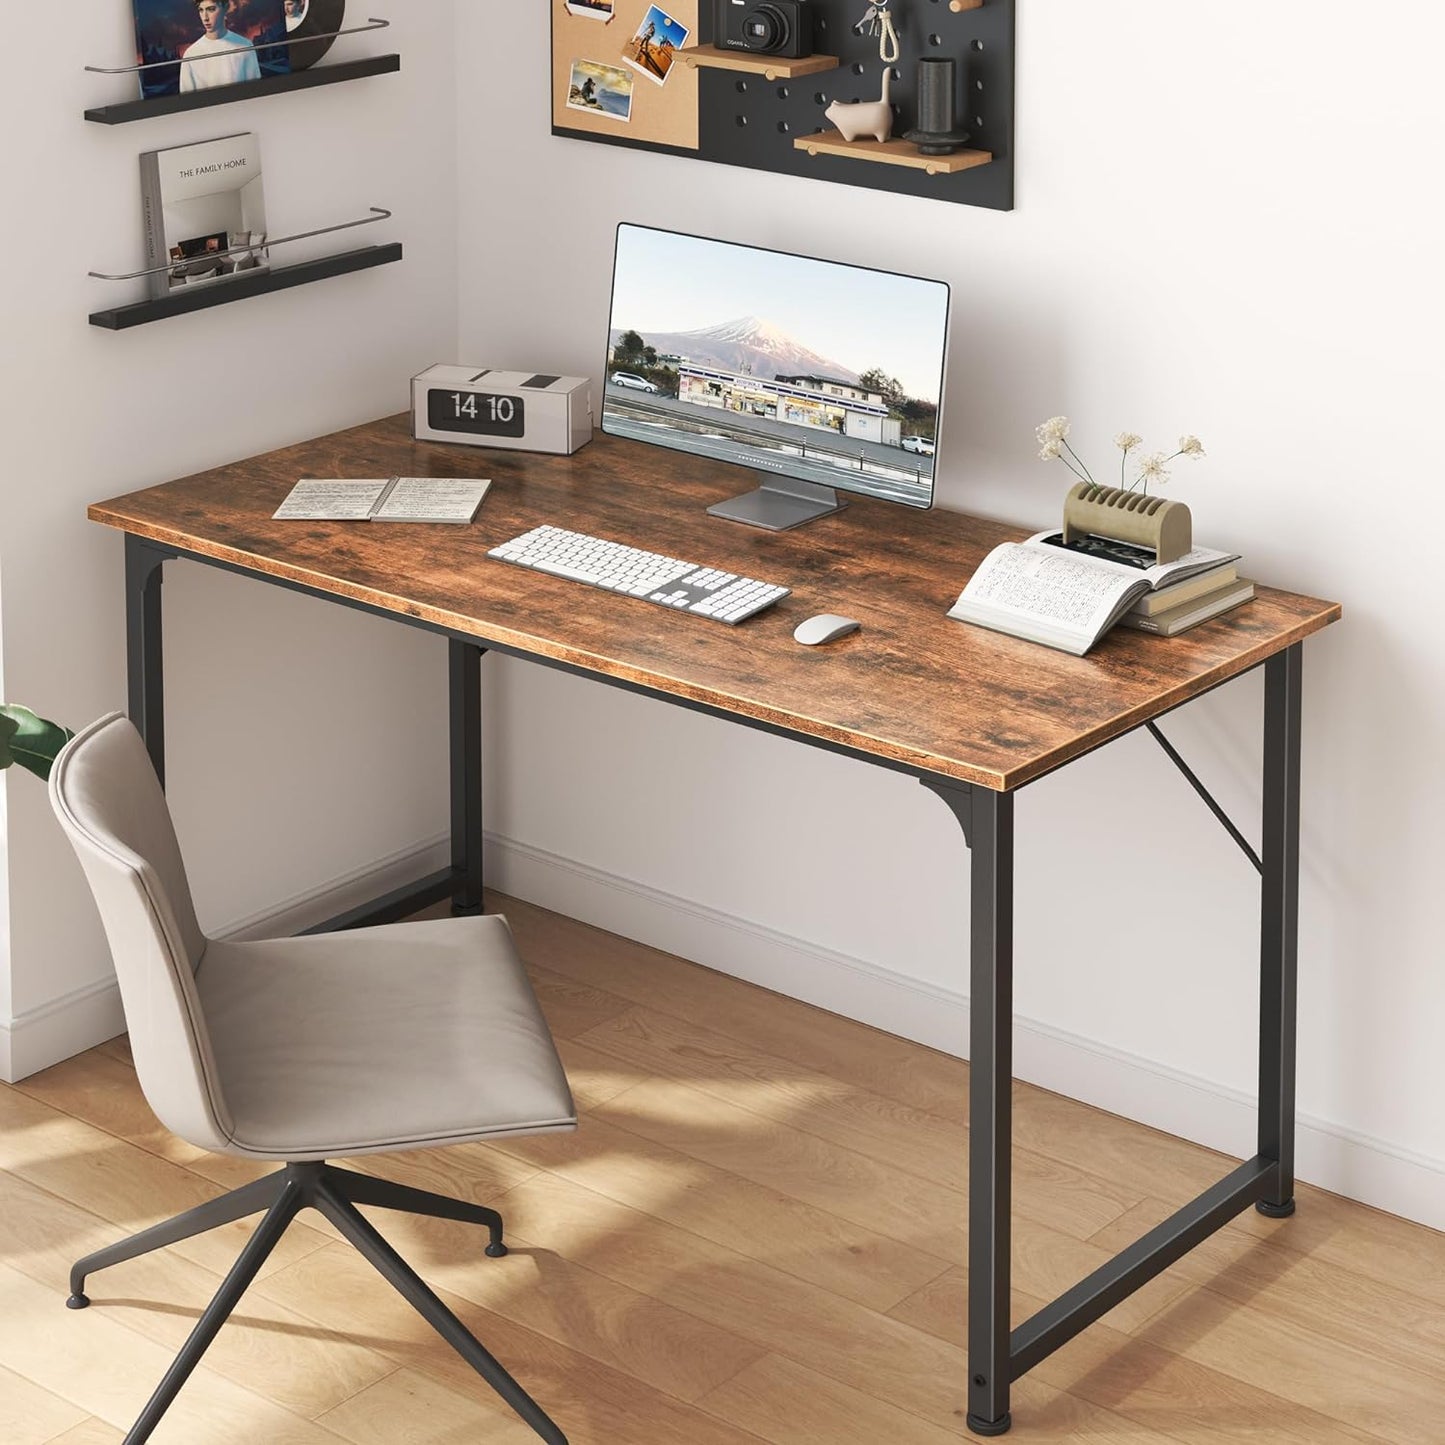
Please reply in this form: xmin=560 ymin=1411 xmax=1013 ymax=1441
xmin=947 ymin=530 xmax=1242 ymax=656
xmin=1117 ymin=576 xmax=1256 ymax=636
xmin=273 ymin=477 xmax=492 ymax=524
xmin=140 ymin=133 xmax=268 ymax=302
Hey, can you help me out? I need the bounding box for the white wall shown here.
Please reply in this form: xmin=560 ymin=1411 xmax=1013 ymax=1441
xmin=456 ymin=2 xmax=1445 ymax=1226
xmin=0 ymin=5 xmax=461 ymax=1076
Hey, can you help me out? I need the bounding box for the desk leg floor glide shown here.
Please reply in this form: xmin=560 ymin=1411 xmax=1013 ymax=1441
xmin=922 ymin=644 xmax=1303 ymax=1436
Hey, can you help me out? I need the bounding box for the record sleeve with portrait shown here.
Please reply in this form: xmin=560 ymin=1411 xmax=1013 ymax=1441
xmin=132 ymin=0 xmax=290 ymax=100
xmin=283 ymin=0 xmax=346 ymax=71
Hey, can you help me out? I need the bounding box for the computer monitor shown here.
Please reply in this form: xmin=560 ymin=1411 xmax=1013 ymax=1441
xmin=602 ymin=223 xmax=950 ymax=531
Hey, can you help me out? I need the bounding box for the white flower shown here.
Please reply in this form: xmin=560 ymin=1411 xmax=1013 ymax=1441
xmin=1115 ymin=432 xmax=1143 ymax=452
xmin=1035 ymin=416 xmax=1070 ymax=444
xmin=1178 ymin=435 xmax=1205 ymax=458
xmin=1038 ymin=440 xmax=1063 ymax=460
xmin=1136 ymin=452 xmax=1170 ymax=488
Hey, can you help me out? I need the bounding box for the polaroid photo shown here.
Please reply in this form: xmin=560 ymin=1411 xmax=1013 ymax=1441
xmin=566 ymin=58 xmax=634 ymax=122
xmin=564 ymin=0 xmax=615 ymax=20
xmin=622 ymin=5 xmax=690 ymax=87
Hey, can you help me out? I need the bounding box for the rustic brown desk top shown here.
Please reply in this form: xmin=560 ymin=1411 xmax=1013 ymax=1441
xmin=89 ymin=415 xmax=1341 ymax=791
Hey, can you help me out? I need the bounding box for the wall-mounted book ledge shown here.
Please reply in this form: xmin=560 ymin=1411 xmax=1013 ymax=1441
xmin=88 ymin=208 xmax=399 ymax=330
xmin=84 ymin=18 xmax=397 ymax=125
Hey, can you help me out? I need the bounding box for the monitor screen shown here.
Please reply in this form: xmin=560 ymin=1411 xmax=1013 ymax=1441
xmin=602 ymin=224 xmax=949 ymax=512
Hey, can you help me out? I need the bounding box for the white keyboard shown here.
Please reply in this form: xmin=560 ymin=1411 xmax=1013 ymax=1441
xmin=488 ymin=525 xmax=790 ymax=625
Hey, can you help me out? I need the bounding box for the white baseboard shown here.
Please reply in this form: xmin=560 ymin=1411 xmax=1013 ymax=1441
xmin=8 ymin=826 xmax=1442 ymax=1232
xmin=485 ymin=829 xmax=1445 ymax=1233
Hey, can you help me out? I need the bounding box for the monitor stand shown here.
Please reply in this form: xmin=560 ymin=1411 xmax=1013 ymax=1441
xmin=706 ymin=476 xmax=847 ymax=532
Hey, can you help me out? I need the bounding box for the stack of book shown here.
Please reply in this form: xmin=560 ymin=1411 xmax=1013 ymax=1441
xmin=1117 ymin=559 xmax=1254 ymax=637
xmin=948 ymin=530 xmax=1254 ymax=656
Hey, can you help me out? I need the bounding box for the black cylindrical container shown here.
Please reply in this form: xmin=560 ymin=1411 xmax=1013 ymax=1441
xmin=912 ymin=57 xmax=967 ymax=154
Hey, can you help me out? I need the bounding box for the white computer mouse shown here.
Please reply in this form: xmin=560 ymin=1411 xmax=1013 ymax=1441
xmin=793 ymin=613 xmax=862 ymax=646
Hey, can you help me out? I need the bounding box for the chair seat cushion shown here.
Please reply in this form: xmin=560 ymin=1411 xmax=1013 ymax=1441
xmin=196 ymin=914 xmax=576 ymax=1160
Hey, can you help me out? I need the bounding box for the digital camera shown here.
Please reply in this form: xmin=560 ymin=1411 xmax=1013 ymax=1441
xmin=714 ymin=0 xmax=814 ymax=59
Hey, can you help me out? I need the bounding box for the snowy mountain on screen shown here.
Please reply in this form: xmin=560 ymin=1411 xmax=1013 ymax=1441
xmin=611 ymin=316 xmax=862 ymax=385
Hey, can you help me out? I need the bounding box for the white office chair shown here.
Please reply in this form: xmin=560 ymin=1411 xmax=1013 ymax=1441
xmin=48 ymin=713 xmax=576 ymax=1445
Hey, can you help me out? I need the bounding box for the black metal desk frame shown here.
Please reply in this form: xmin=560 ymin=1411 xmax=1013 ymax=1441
xmin=125 ymin=532 xmax=1302 ymax=1437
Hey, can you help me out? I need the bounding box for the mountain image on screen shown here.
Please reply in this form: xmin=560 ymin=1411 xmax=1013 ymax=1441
xmin=610 ymin=316 xmax=862 ymax=386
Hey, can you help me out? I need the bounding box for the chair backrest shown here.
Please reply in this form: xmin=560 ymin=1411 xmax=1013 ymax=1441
xmin=49 ymin=713 xmax=234 ymax=1151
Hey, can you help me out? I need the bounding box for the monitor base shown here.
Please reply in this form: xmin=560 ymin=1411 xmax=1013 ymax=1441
xmin=706 ymin=476 xmax=847 ymax=531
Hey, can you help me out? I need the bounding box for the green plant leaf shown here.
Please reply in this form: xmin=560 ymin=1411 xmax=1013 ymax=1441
xmin=0 ymin=706 xmax=74 ymax=783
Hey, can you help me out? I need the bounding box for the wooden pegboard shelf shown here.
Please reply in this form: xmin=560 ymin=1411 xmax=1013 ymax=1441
xmin=794 ymin=133 xmax=993 ymax=175
xmin=678 ymin=45 xmax=839 ymax=80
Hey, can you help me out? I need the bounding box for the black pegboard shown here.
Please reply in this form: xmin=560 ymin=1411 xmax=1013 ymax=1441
xmin=551 ymin=0 xmax=1014 ymax=212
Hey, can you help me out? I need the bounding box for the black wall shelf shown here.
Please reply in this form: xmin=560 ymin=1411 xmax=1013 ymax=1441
xmin=84 ymin=53 xmax=400 ymax=125
xmin=88 ymin=243 xmax=402 ymax=330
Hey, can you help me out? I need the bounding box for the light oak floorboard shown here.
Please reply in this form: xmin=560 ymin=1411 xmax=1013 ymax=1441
xmin=575 ymin=1006 xmax=1137 ymax=1240
xmin=317 ymin=1367 xmax=540 ymax=1444
xmin=0 ymin=1364 xmax=89 ymax=1444
xmin=41 ymin=1422 xmax=125 ymax=1445
xmin=486 ymin=1096 xmax=954 ymax=1311
xmin=5 ymin=891 xmax=1444 ymax=1442
xmin=0 ymin=1165 xmax=395 ymax=1420
xmin=502 ymin=895 xmax=971 ymax=1123
xmin=1093 ymin=1198 xmax=1445 ymax=1383
xmin=0 ymin=1263 xmax=351 ymax=1444
xmin=254 ymin=1240 xmax=772 ymax=1445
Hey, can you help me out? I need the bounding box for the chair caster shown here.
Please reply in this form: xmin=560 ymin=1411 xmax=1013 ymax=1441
xmin=1256 ymin=1199 xmax=1296 ymax=1218
xmin=966 ymin=1411 xmax=1011 ymax=1436
xmin=485 ymin=1242 xmax=509 ymax=1258
xmin=66 ymin=1293 xmax=91 ymax=1310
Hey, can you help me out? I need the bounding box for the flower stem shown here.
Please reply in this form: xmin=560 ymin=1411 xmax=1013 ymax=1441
xmin=1062 ymin=439 xmax=1097 ymax=487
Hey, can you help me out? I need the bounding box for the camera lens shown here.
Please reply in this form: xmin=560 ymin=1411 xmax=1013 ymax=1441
xmin=741 ymin=4 xmax=791 ymax=52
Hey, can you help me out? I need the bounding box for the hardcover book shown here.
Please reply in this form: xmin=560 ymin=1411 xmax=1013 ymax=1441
xmin=132 ymin=0 xmax=290 ymax=101
xmin=947 ymin=530 xmax=1242 ymax=656
xmin=140 ymin=133 xmax=269 ymax=301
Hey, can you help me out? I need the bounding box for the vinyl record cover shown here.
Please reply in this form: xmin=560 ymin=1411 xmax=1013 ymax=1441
xmin=132 ymin=0 xmax=290 ymax=100
xmin=283 ymin=0 xmax=345 ymax=71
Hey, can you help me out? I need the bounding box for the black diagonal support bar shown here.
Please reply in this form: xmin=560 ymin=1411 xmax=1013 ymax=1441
xmin=1257 ymin=644 xmax=1302 ymax=1215
xmin=1147 ymin=721 xmax=1263 ymax=874
xmin=1010 ymin=1155 xmax=1276 ymax=1378
xmin=125 ymin=535 xmax=178 ymax=789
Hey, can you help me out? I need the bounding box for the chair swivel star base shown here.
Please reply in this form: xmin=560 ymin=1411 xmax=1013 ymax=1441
xmin=65 ymin=1161 xmax=566 ymax=1445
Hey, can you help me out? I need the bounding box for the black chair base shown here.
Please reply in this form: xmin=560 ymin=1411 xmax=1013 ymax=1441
xmin=66 ymin=1160 xmax=566 ymax=1445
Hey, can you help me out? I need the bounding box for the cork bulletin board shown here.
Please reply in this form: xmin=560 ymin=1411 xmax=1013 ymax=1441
xmin=552 ymin=0 xmax=701 ymax=152
xmin=549 ymin=0 xmax=1015 ymax=211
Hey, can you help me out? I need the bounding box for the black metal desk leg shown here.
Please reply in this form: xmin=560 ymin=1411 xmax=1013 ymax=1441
xmin=968 ymin=787 xmax=1015 ymax=1434
xmin=449 ymin=639 xmax=485 ymax=914
xmin=919 ymin=778 xmax=1016 ymax=1435
xmin=125 ymin=536 xmax=170 ymax=788
xmin=1257 ymin=644 xmax=1302 ymax=1216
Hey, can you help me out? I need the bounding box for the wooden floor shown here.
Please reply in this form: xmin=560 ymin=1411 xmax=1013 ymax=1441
xmin=3 ymin=895 xmax=1443 ymax=1444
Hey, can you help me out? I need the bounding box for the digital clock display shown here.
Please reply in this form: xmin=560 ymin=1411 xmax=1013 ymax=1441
xmin=427 ymin=388 xmax=526 ymax=439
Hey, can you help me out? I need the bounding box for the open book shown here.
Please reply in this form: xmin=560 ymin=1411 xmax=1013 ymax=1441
xmin=948 ymin=531 xmax=1241 ymax=656
xmin=273 ymin=477 xmax=491 ymax=525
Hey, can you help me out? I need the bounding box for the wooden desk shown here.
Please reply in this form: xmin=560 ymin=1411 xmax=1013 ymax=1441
xmin=91 ymin=414 xmax=1340 ymax=1438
